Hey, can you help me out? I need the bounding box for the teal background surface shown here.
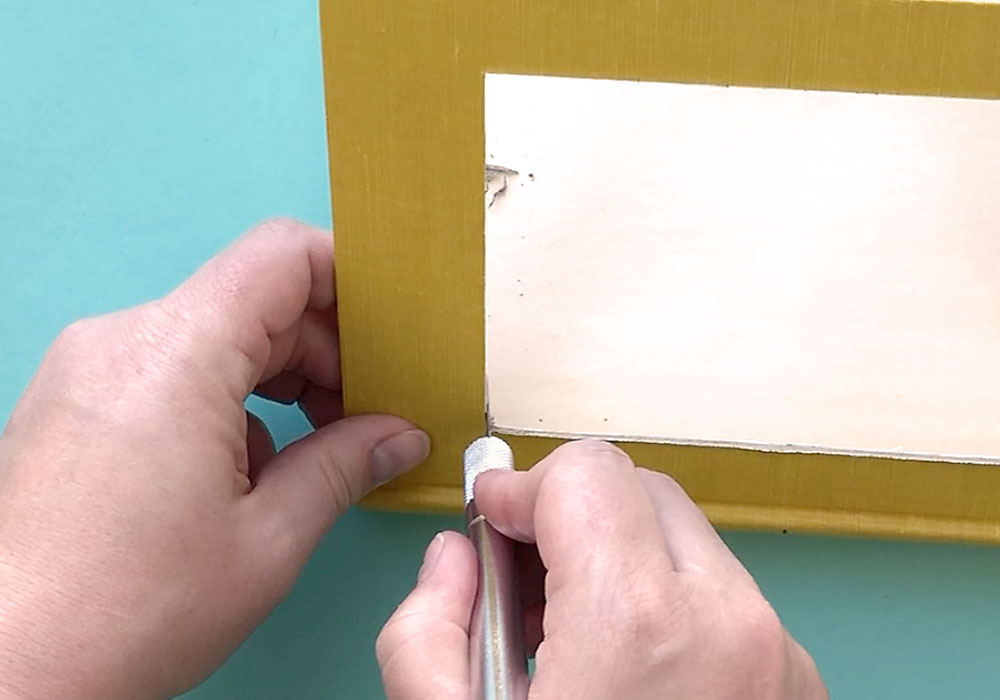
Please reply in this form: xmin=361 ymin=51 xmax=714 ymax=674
xmin=2 ymin=2 xmax=999 ymax=697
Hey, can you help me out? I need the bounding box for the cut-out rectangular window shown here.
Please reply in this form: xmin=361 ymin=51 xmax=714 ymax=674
xmin=486 ymin=74 xmax=1000 ymax=463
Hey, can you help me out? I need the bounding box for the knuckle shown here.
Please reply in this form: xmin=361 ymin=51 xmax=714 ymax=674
xmin=549 ymin=439 xmax=632 ymax=474
xmin=250 ymin=216 xmax=304 ymax=240
xmin=375 ymin=608 xmax=468 ymax=696
xmin=542 ymin=440 xmax=635 ymax=493
xmin=374 ymin=610 xmax=423 ymax=672
xmin=113 ymin=304 xmax=189 ymax=376
xmin=738 ymin=596 xmax=786 ymax=656
xmin=557 ymin=438 xmax=629 ymax=460
xmin=640 ymin=467 xmax=688 ymax=497
xmin=51 ymin=317 xmax=100 ymax=355
xmin=718 ymin=593 xmax=791 ymax=691
xmin=645 ymin=467 xmax=680 ymax=488
xmin=48 ymin=316 xmax=134 ymax=387
xmin=123 ymin=304 xmax=177 ymax=350
xmin=257 ymin=564 xmax=298 ymax=611
xmin=313 ymin=448 xmax=358 ymax=513
xmin=373 ymin=619 xmax=398 ymax=668
xmin=36 ymin=319 xmax=110 ymax=409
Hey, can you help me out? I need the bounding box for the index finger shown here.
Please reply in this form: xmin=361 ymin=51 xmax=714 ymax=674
xmin=474 ymin=440 xmax=676 ymax=592
xmin=161 ymin=218 xmax=334 ymax=398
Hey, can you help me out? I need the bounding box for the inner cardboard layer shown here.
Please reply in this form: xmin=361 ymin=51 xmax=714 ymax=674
xmin=485 ymin=73 xmax=1000 ymax=462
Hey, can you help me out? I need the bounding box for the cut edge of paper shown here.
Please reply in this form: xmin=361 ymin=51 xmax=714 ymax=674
xmin=492 ymin=424 xmax=1000 ymax=466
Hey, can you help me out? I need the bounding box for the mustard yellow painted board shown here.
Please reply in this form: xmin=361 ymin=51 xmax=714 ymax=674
xmin=320 ymin=0 xmax=1000 ymax=542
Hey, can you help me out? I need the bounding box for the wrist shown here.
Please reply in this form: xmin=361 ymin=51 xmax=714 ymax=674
xmin=0 ymin=614 xmax=101 ymax=700
xmin=0 ymin=639 xmax=43 ymax=700
xmin=0 ymin=567 xmax=41 ymax=700
xmin=0 ymin=611 xmax=52 ymax=700
xmin=0 ymin=683 xmax=31 ymax=700
xmin=0 ymin=560 xmax=98 ymax=700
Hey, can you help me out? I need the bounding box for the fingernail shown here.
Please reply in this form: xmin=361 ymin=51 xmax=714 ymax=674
xmin=418 ymin=533 xmax=446 ymax=582
xmin=370 ymin=429 xmax=431 ymax=485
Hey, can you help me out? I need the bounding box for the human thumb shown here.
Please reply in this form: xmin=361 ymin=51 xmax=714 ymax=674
xmin=376 ymin=531 xmax=478 ymax=700
xmin=245 ymin=414 xmax=430 ymax=569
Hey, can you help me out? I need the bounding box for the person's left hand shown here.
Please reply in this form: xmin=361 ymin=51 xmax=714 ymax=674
xmin=0 ymin=219 xmax=430 ymax=700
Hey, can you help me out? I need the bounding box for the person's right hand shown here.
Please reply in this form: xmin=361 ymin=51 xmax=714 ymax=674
xmin=375 ymin=440 xmax=827 ymax=699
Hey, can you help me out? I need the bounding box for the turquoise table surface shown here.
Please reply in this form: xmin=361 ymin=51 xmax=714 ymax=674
xmin=2 ymin=2 xmax=1000 ymax=698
